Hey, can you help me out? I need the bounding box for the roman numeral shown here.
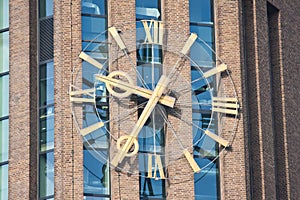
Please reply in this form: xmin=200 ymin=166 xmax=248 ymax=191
xmin=212 ymin=97 xmax=239 ymax=115
xmin=142 ymin=20 xmax=164 ymax=45
xmin=108 ymin=27 xmax=127 ymax=50
xmin=204 ymin=130 xmax=229 ymax=147
xmin=79 ymin=52 xmax=103 ymax=70
xmin=183 ymin=149 xmax=201 ymax=173
xmin=69 ymin=85 xmax=95 ymax=103
xmin=181 ymin=33 xmax=197 ymax=55
xmin=147 ymin=154 xmax=165 ymax=179
xmin=81 ymin=122 xmax=105 ymax=136
xmin=203 ymin=63 xmax=227 ymax=78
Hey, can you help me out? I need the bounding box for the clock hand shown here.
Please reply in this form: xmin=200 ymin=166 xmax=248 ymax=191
xmin=95 ymin=73 xmax=175 ymax=108
xmin=111 ymin=75 xmax=170 ymax=167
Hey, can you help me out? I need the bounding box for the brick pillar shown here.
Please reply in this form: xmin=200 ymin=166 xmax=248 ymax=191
xmin=53 ymin=0 xmax=83 ymax=199
xmin=8 ymin=0 xmax=38 ymax=199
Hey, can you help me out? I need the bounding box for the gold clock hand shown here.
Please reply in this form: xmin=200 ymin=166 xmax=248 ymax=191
xmin=95 ymin=73 xmax=175 ymax=108
xmin=111 ymin=75 xmax=170 ymax=167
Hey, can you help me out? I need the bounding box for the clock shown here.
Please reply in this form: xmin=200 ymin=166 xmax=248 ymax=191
xmin=70 ymin=20 xmax=239 ymax=181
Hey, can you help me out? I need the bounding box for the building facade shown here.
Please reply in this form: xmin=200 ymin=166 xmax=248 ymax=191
xmin=1 ymin=0 xmax=300 ymax=199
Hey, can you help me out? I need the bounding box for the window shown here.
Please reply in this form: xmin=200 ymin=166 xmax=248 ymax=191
xmin=81 ymin=1 xmax=110 ymax=199
xmin=39 ymin=0 xmax=53 ymax=18
xmin=39 ymin=62 xmax=54 ymax=199
xmin=189 ymin=0 xmax=220 ymax=199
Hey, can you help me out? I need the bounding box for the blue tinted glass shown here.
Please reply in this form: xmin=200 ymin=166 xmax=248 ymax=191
xmin=82 ymin=0 xmax=106 ymax=15
xmin=194 ymin=159 xmax=219 ymax=200
xmin=0 ymin=164 xmax=8 ymax=200
xmin=0 ymin=31 xmax=9 ymax=73
xmin=0 ymin=119 xmax=8 ymax=162
xmin=82 ymin=16 xmax=106 ymax=42
xmin=84 ymin=149 xmax=109 ymax=195
xmin=40 ymin=62 xmax=54 ymax=106
xmin=190 ymin=0 xmax=213 ymax=23
xmin=0 ymin=75 xmax=9 ymax=118
xmin=39 ymin=0 xmax=53 ymax=18
xmin=136 ymin=0 xmax=160 ymax=20
xmin=190 ymin=26 xmax=214 ymax=68
xmin=0 ymin=0 xmax=9 ymax=29
xmin=39 ymin=107 xmax=54 ymax=151
xmin=84 ymin=197 xmax=110 ymax=200
xmin=139 ymin=172 xmax=165 ymax=199
xmin=39 ymin=151 xmax=54 ymax=198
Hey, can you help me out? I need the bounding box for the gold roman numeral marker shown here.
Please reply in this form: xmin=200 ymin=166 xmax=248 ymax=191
xmin=69 ymin=86 xmax=95 ymax=103
xmin=212 ymin=97 xmax=239 ymax=115
xmin=203 ymin=63 xmax=227 ymax=78
xmin=108 ymin=27 xmax=127 ymax=50
xmin=204 ymin=130 xmax=229 ymax=147
xmin=147 ymin=154 xmax=165 ymax=179
xmin=80 ymin=122 xmax=105 ymax=136
xmin=181 ymin=33 xmax=197 ymax=55
xmin=79 ymin=52 xmax=103 ymax=70
xmin=142 ymin=20 xmax=164 ymax=45
xmin=183 ymin=149 xmax=201 ymax=173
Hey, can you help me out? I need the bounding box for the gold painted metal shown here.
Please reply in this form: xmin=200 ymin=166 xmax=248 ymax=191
xmin=80 ymin=122 xmax=105 ymax=136
xmin=70 ymin=86 xmax=95 ymax=103
xmin=111 ymin=75 xmax=170 ymax=167
xmin=95 ymin=73 xmax=175 ymax=108
xmin=181 ymin=33 xmax=197 ymax=55
xmin=79 ymin=52 xmax=103 ymax=70
xmin=203 ymin=63 xmax=227 ymax=78
xmin=147 ymin=154 xmax=165 ymax=179
xmin=116 ymin=135 xmax=139 ymax=157
xmin=212 ymin=97 xmax=239 ymax=115
xmin=204 ymin=130 xmax=229 ymax=147
xmin=108 ymin=27 xmax=127 ymax=50
xmin=183 ymin=149 xmax=201 ymax=173
xmin=142 ymin=20 xmax=164 ymax=45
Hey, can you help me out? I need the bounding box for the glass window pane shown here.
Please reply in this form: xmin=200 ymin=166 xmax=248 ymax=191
xmin=39 ymin=151 xmax=54 ymax=198
xmin=82 ymin=0 xmax=106 ymax=15
xmin=0 ymin=0 xmax=9 ymax=29
xmin=82 ymin=16 xmax=106 ymax=42
xmin=40 ymin=62 xmax=54 ymax=106
xmin=0 ymin=119 xmax=8 ymax=162
xmin=0 ymin=164 xmax=8 ymax=200
xmin=84 ymin=149 xmax=109 ymax=195
xmin=0 ymin=75 xmax=9 ymax=118
xmin=0 ymin=31 xmax=9 ymax=73
xmin=136 ymin=0 xmax=160 ymax=20
xmin=39 ymin=0 xmax=53 ymax=18
xmin=190 ymin=0 xmax=213 ymax=24
xmin=39 ymin=107 xmax=54 ymax=151
xmin=194 ymin=159 xmax=219 ymax=200
xmin=84 ymin=196 xmax=110 ymax=200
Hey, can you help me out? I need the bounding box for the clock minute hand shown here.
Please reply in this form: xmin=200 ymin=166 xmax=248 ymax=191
xmin=95 ymin=74 xmax=175 ymax=108
xmin=111 ymin=75 xmax=170 ymax=167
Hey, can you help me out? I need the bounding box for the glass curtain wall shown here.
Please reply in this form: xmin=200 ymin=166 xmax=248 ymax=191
xmin=0 ymin=0 xmax=9 ymax=199
xmin=189 ymin=0 xmax=220 ymax=199
xmin=81 ymin=1 xmax=110 ymax=199
xmin=38 ymin=0 xmax=54 ymax=199
xmin=136 ymin=1 xmax=166 ymax=199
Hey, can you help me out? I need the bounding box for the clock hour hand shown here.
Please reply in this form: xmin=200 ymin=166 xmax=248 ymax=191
xmin=111 ymin=75 xmax=170 ymax=167
xmin=95 ymin=73 xmax=175 ymax=108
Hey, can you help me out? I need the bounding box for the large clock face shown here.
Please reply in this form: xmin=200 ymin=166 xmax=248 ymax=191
xmin=70 ymin=20 xmax=239 ymax=180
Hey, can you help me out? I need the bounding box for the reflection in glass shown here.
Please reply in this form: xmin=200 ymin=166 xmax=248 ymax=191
xmin=40 ymin=62 xmax=54 ymax=106
xmin=39 ymin=0 xmax=53 ymax=18
xmin=39 ymin=151 xmax=54 ymax=198
xmin=194 ymin=159 xmax=219 ymax=200
xmin=0 ymin=0 xmax=9 ymax=29
xmin=190 ymin=0 xmax=213 ymax=24
xmin=84 ymin=149 xmax=109 ymax=195
xmin=82 ymin=16 xmax=106 ymax=42
xmin=0 ymin=164 xmax=8 ymax=200
xmin=136 ymin=0 xmax=161 ymax=20
xmin=0 ymin=75 xmax=9 ymax=118
xmin=0 ymin=31 xmax=9 ymax=73
xmin=82 ymin=0 xmax=106 ymax=15
xmin=0 ymin=119 xmax=8 ymax=163
xmin=39 ymin=107 xmax=54 ymax=151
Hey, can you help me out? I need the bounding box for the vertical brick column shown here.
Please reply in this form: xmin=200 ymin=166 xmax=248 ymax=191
xmin=53 ymin=0 xmax=83 ymax=199
xmin=108 ymin=1 xmax=140 ymax=199
xmin=242 ymin=0 xmax=277 ymax=199
xmin=9 ymin=0 xmax=38 ymax=199
xmin=215 ymin=0 xmax=249 ymax=199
